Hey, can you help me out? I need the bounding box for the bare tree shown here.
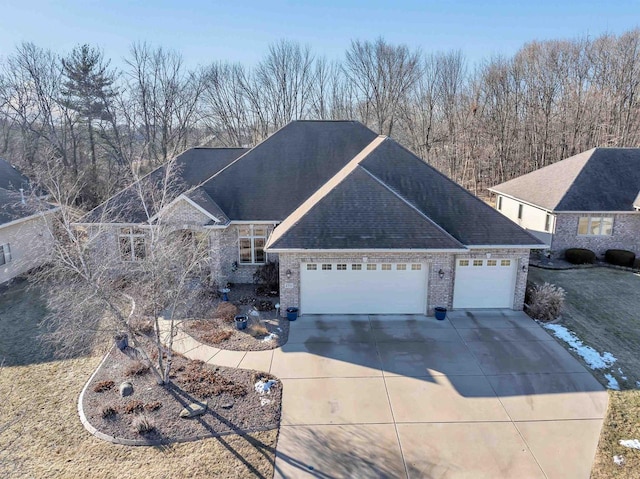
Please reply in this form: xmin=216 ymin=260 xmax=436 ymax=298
xmin=33 ymin=157 xmax=210 ymax=384
xmin=344 ymin=38 xmax=421 ymax=135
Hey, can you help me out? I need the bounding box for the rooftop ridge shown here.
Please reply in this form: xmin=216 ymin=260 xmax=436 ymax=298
xmin=265 ymin=135 xmax=387 ymax=248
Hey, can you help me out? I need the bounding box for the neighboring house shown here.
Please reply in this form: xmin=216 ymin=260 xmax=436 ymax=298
xmin=489 ymin=148 xmax=640 ymax=258
xmin=0 ymin=159 xmax=56 ymax=284
xmin=82 ymin=121 xmax=543 ymax=316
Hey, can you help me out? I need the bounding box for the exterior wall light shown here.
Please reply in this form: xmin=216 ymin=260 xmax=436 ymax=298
xmin=231 ymin=261 xmax=238 ymax=272
xmin=438 ymin=269 xmax=445 ymax=279
xmin=286 ymin=269 xmax=292 ymax=279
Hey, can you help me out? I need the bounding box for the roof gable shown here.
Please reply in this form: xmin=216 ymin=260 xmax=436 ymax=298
xmin=267 ymin=166 xmax=464 ymax=250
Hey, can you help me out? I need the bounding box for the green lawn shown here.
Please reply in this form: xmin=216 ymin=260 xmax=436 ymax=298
xmin=528 ymin=266 xmax=640 ymax=478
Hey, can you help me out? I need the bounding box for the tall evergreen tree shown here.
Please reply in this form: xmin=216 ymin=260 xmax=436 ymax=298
xmin=61 ymin=44 xmax=116 ymax=172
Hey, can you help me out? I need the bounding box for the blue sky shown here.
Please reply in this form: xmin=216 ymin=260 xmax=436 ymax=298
xmin=0 ymin=1 xmax=638 ymax=68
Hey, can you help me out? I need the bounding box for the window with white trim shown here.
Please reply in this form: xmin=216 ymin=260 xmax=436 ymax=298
xmin=382 ymin=264 xmax=391 ymax=270
xmin=577 ymin=216 xmax=613 ymax=236
xmin=119 ymin=227 xmax=146 ymax=262
xmin=473 ymin=260 xmax=483 ymax=266
xmin=239 ymin=225 xmax=267 ymax=264
xmin=501 ymin=259 xmax=511 ymax=266
xmin=459 ymin=260 xmax=469 ymax=266
xmin=0 ymin=243 xmax=11 ymax=266
xmin=517 ymin=204 xmax=523 ymax=219
xmin=487 ymin=260 xmax=497 ymax=266
xmin=351 ymin=264 xmax=362 ymax=270
xmin=366 ymin=264 xmax=377 ymax=270
xmin=337 ymin=264 xmax=347 ymax=270
xmin=411 ymin=264 xmax=422 ymax=270
xmin=396 ymin=264 xmax=407 ymax=270
xmin=497 ymin=196 xmax=502 ymax=210
xmin=306 ymin=264 xmax=317 ymax=271
xmin=322 ymin=264 xmax=332 ymax=270
xmin=544 ymin=214 xmax=552 ymax=232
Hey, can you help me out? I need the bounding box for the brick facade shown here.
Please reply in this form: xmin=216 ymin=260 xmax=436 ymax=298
xmin=277 ymin=249 xmax=529 ymax=317
xmin=551 ymin=212 xmax=640 ymax=258
xmin=99 ymin=198 xmax=531 ymax=316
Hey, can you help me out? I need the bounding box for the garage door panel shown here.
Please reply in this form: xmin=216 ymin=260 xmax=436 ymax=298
xmin=301 ymin=263 xmax=427 ymax=315
xmin=453 ymin=259 xmax=516 ymax=309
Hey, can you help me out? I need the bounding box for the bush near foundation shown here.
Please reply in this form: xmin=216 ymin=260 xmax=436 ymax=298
xmin=604 ymin=249 xmax=636 ymax=267
xmin=564 ymin=248 xmax=596 ymax=264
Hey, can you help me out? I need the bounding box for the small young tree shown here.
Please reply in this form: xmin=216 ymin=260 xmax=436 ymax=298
xmin=32 ymin=155 xmax=209 ymax=384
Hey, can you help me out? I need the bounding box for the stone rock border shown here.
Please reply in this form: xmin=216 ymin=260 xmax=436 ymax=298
xmin=77 ymin=345 xmax=276 ymax=446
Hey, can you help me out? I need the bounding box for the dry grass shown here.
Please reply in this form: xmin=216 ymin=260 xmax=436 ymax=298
xmin=248 ymin=320 xmax=270 ymax=338
xmin=201 ymin=329 xmax=233 ymax=344
xmin=592 ymin=390 xmax=640 ymax=478
xmin=528 ymin=267 xmax=640 ymax=478
xmin=0 ymin=281 xmax=278 ymax=479
xmin=214 ymin=302 xmax=239 ymax=323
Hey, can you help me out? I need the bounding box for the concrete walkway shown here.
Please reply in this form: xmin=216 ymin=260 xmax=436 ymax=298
xmin=164 ymin=311 xmax=607 ymax=479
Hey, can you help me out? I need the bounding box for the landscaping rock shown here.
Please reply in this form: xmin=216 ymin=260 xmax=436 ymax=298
xmin=119 ymin=381 xmax=133 ymax=397
xmin=179 ymin=400 xmax=208 ymax=418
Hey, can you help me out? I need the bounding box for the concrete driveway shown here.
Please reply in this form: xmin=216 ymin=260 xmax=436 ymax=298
xmin=271 ymin=311 xmax=608 ymax=479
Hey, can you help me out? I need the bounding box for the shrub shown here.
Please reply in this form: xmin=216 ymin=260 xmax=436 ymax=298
xmin=215 ymin=302 xmax=239 ymax=323
xmin=129 ymin=316 xmax=154 ymax=335
xmin=253 ymin=261 xmax=280 ymax=291
xmin=131 ymin=414 xmax=156 ymax=434
xmin=201 ymin=330 xmax=233 ymax=344
xmin=125 ymin=360 xmax=150 ymax=377
xmin=93 ymin=380 xmax=115 ymax=393
xmin=248 ymin=321 xmax=270 ymax=338
xmin=176 ymin=360 xmax=247 ymax=398
xmin=604 ymin=249 xmax=636 ymax=267
xmin=123 ymin=400 xmax=145 ymax=414
xmin=144 ymin=401 xmax=162 ymax=412
xmin=634 ymin=258 xmax=640 ymax=270
xmin=564 ymin=248 xmax=596 ymax=264
xmin=101 ymin=405 xmax=118 ymax=418
xmin=526 ymin=282 xmax=566 ymax=322
xmin=256 ymin=300 xmax=274 ymax=312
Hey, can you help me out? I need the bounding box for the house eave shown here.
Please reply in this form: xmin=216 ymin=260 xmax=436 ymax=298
xmin=0 ymin=207 xmax=59 ymax=230
xmin=465 ymin=244 xmax=546 ymax=250
xmin=264 ymin=247 xmax=469 ymax=254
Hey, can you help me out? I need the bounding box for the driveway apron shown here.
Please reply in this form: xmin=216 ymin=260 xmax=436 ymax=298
xmin=168 ymin=311 xmax=607 ymax=479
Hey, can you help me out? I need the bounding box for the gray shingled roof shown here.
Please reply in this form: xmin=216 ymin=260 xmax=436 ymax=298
xmin=83 ymin=148 xmax=247 ymax=223
xmin=268 ymin=167 xmax=465 ymax=250
xmin=359 ymin=139 xmax=542 ymax=246
xmin=490 ymin=148 xmax=640 ymax=212
xmin=200 ymin=121 xmax=379 ymax=221
xmin=0 ymin=158 xmax=29 ymax=192
xmin=185 ymin=187 xmax=229 ymax=224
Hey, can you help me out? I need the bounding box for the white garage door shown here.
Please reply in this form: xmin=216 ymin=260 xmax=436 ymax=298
xmin=300 ymin=262 xmax=428 ymax=315
xmin=453 ymin=258 xmax=517 ymax=309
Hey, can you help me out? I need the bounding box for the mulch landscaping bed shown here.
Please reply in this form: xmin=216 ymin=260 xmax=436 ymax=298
xmin=184 ymin=284 xmax=289 ymax=351
xmin=82 ymin=340 xmax=282 ymax=444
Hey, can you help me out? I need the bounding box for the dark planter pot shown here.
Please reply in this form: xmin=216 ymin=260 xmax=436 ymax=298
xmin=235 ymin=314 xmax=248 ymax=330
xmin=114 ymin=333 xmax=128 ymax=350
xmin=434 ymin=307 xmax=447 ymax=321
xmin=286 ymin=307 xmax=299 ymax=321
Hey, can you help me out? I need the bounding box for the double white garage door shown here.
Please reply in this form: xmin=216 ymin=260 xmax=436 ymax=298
xmin=299 ymin=258 xmax=517 ymax=314
xmin=300 ymin=262 xmax=428 ymax=314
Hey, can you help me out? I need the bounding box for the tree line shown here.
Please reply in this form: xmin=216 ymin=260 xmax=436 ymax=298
xmin=1 ymin=30 xmax=639 ymax=206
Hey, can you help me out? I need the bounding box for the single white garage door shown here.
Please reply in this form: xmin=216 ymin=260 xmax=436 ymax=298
xmin=300 ymin=262 xmax=427 ymax=315
xmin=453 ymin=258 xmax=517 ymax=309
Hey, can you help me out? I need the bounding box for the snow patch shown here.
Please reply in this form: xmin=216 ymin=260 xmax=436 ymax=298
xmin=620 ymin=439 xmax=640 ymax=450
xmin=543 ymin=324 xmax=617 ymax=369
xmin=614 ymin=455 xmax=625 ymax=466
xmin=261 ymin=333 xmax=278 ymax=342
xmin=250 ymin=310 xmax=260 ymax=317
xmin=260 ymin=398 xmax=272 ymax=406
xmin=254 ymin=379 xmax=277 ymax=395
xmin=618 ymin=368 xmax=628 ymax=380
xmin=604 ymin=373 xmax=620 ymax=390
xmin=636 ymin=381 xmax=640 ymax=389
